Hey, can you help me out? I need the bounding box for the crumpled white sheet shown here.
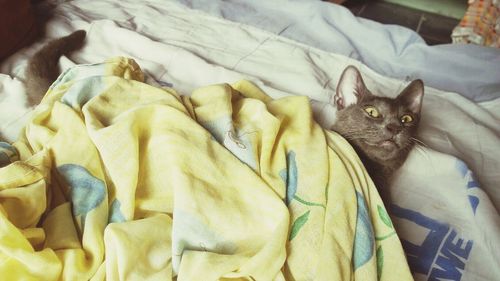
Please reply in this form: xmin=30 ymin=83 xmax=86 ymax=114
xmin=0 ymin=0 xmax=499 ymax=280
xmin=175 ymin=0 xmax=500 ymax=102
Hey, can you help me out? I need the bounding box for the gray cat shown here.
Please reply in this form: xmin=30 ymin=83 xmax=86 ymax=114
xmin=331 ymin=65 xmax=424 ymax=202
xmin=25 ymin=30 xmax=86 ymax=105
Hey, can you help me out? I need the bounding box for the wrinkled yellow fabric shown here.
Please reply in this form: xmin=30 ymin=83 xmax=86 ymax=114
xmin=0 ymin=57 xmax=413 ymax=280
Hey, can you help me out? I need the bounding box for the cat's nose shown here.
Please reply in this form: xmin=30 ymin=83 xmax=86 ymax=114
xmin=386 ymin=123 xmax=402 ymax=134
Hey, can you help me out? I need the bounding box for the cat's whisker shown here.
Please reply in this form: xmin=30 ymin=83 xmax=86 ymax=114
xmin=410 ymin=137 xmax=428 ymax=148
xmin=413 ymin=144 xmax=432 ymax=162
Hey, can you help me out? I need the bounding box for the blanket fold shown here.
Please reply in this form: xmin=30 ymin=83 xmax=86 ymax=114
xmin=0 ymin=57 xmax=412 ymax=280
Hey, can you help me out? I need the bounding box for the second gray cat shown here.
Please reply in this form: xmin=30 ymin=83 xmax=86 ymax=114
xmin=0 ymin=30 xmax=86 ymax=142
xmin=25 ymin=30 xmax=86 ymax=105
xmin=331 ymin=65 xmax=424 ymax=202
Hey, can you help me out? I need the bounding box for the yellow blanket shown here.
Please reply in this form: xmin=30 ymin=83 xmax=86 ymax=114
xmin=0 ymin=57 xmax=413 ymax=280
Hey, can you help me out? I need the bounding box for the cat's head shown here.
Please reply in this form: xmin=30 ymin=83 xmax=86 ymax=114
xmin=331 ymin=65 xmax=424 ymax=164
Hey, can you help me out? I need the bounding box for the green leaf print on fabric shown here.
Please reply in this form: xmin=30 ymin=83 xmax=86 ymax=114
xmin=280 ymin=151 xmax=326 ymax=208
xmin=377 ymin=245 xmax=384 ymax=280
xmin=375 ymin=205 xmax=396 ymax=241
xmin=377 ymin=205 xmax=393 ymax=229
xmin=281 ymin=150 xmax=328 ymax=241
xmin=293 ymin=195 xmax=326 ymax=210
xmin=289 ymin=210 xmax=310 ymax=241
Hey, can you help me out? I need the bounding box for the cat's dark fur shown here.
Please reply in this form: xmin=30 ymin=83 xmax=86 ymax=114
xmin=0 ymin=30 xmax=85 ymax=142
xmin=331 ymin=65 xmax=424 ymax=202
xmin=25 ymin=30 xmax=86 ymax=105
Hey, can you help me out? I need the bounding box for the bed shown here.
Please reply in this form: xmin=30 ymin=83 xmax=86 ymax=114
xmin=0 ymin=0 xmax=499 ymax=280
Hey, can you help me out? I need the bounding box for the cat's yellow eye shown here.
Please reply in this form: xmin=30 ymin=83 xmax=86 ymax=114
xmin=400 ymin=114 xmax=413 ymax=123
xmin=364 ymin=106 xmax=380 ymax=118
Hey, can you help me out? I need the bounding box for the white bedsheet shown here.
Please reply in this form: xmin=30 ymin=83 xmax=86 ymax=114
xmin=175 ymin=0 xmax=500 ymax=102
xmin=0 ymin=0 xmax=499 ymax=280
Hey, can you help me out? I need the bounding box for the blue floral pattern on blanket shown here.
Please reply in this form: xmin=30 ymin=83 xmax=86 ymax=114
xmin=281 ymin=150 xmax=327 ymax=241
xmin=280 ymin=151 xmax=297 ymax=205
xmin=201 ymin=115 xmax=257 ymax=170
xmin=0 ymin=142 xmax=18 ymax=167
xmin=353 ymin=191 xmax=374 ymax=270
xmin=57 ymin=164 xmax=106 ymax=228
xmin=172 ymin=209 xmax=237 ymax=274
xmin=0 ymin=151 xmax=9 ymax=167
xmin=108 ymin=199 xmax=126 ymax=223
xmin=61 ymin=76 xmax=106 ymax=109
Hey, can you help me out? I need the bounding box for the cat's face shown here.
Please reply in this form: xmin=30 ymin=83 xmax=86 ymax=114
xmin=331 ymin=66 xmax=424 ymax=163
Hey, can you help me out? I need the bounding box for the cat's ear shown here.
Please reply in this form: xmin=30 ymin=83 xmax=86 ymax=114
xmin=398 ymin=79 xmax=424 ymax=114
xmin=332 ymin=65 xmax=368 ymax=110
